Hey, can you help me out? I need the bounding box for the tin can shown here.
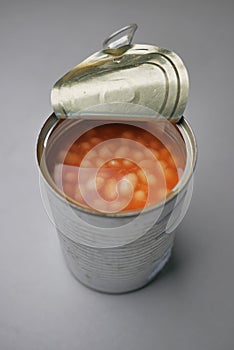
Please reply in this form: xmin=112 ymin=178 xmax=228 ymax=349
xmin=37 ymin=25 xmax=197 ymax=293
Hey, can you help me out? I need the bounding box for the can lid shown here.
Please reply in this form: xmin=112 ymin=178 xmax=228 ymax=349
xmin=51 ymin=24 xmax=189 ymax=123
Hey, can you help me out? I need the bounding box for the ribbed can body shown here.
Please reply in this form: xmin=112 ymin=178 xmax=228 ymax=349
xmin=37 ymin=114 xmax=196 ymax=293
xmin=58 ymin=230 xmax=174 ymax=293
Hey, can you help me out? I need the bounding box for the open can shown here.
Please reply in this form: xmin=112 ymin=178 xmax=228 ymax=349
xmin=37 ymin=25 xmax=197 ymax=293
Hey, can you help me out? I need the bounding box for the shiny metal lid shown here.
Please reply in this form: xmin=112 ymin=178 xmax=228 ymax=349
xmin=51 ymin=24 xmax=189 ymax=123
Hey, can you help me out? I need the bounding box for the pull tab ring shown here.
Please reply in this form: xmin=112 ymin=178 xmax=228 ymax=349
xmin=103 ymin=23 xmax=138 ymax=50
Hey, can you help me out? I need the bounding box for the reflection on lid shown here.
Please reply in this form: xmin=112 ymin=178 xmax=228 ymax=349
xmin=51 ymin=25 xmax=189 ymax=123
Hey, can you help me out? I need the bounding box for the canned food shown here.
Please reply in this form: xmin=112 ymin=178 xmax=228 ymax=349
xmin=50 ymin=121 xmax=184 ymax=212
xmin=37 ymin=24 xmax=197 ymax=293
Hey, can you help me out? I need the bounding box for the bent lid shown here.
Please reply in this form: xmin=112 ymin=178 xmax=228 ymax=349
xmin=51 ymin=24 xmax=189 ymax=123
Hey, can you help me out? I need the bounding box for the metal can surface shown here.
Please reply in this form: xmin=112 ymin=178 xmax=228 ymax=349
xmin=37 ymin=113 xmax=197 ymax=293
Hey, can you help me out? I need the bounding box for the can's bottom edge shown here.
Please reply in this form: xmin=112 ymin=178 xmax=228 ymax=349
xmin=63 ymin=248 xmax=172 ymax=295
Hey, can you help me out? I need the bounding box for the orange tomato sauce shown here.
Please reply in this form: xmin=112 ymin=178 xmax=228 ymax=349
xmin=51 ymin=123 xmax=181 ymax=212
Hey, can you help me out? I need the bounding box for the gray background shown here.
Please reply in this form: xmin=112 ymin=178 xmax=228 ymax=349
xmin=1 ymin=0 xmax=234 ymax=349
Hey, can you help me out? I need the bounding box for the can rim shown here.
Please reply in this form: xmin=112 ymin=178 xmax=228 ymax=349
xmin=36 ymin=114 xmax=197 ymax=218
